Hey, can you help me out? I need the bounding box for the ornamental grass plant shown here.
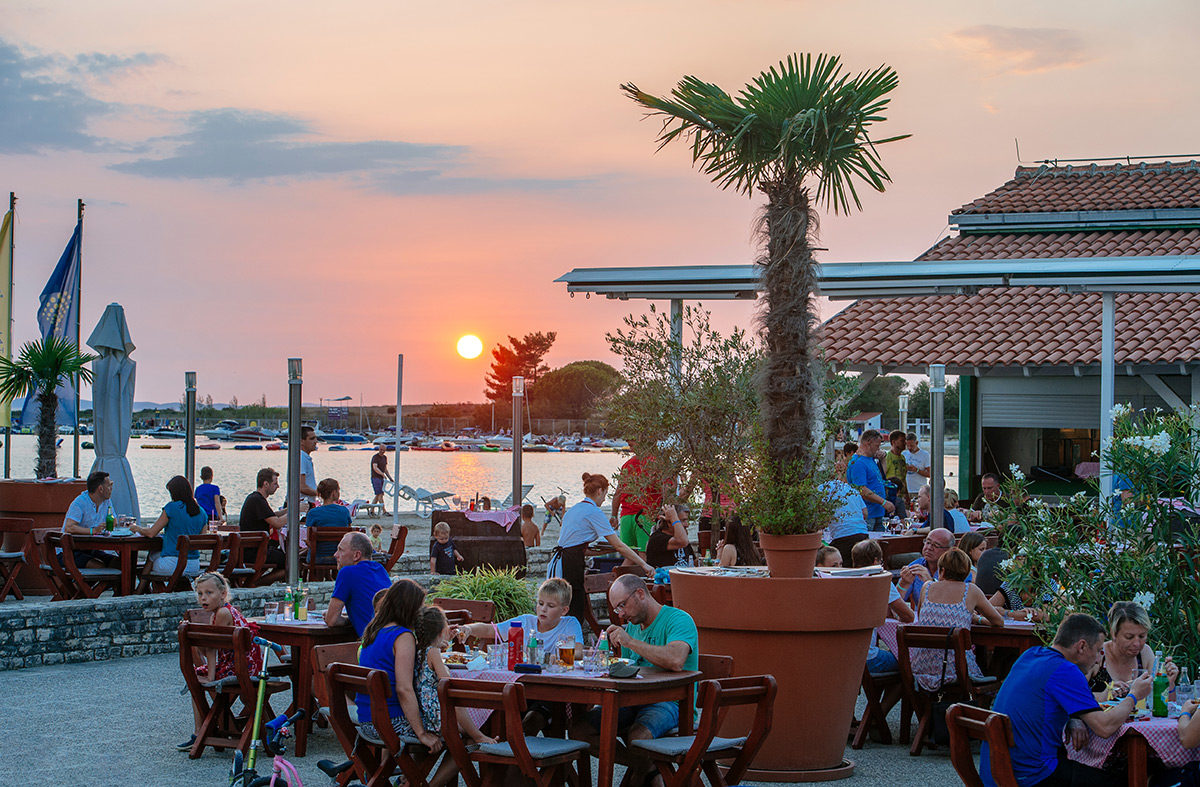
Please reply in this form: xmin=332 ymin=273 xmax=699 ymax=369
xmin=432 ymin=566 xmax=535 ymax=622
xmin=1000 ymin=405 xmax=1200 ymax=664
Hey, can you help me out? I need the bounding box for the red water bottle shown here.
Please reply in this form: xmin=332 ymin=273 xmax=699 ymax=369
xmin=507 ymin=621 xmax=523 ymax=671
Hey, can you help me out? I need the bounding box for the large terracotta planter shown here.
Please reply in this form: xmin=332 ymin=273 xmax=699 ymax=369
xmin=757 ymin=530 xmax=824 ymax=578
xmin=671 ymin=569 xmax=892 ymax=781
xmin=0 ymin=479 xmax=87 ymax=595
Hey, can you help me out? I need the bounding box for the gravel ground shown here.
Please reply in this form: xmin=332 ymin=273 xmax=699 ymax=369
xmin=0 ymin=653 xmax=961 ymax=786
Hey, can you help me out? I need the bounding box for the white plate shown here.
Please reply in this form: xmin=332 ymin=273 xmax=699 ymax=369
xmin=109 ymin=528 xmax=134 ymax=537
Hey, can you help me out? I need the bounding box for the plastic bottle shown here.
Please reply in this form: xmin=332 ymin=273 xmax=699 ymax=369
xmin=1179 ymin=667 xmax=1193 ymax=705
xmin=105 ymin=511 xmax=115 ymax=533
xmin=526 ymin=634 xmax=538 ymax=666
xmin=283 ymin=586 xmax=294 ymax=621
xmin=507 ymin=621 xmax=523 ymax=671
xmin=297 ymin=584 xmax=309 ymax=621
xmin=1153 ymin=650 xmax=1169 ymax=717
xmin=598 ymin=631 xmax=610 ymax=667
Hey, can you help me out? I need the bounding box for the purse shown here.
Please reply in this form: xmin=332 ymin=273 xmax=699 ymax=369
xmin=930 ymin=628 xmax=957 ymax=746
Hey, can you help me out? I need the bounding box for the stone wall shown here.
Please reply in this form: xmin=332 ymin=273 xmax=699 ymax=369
xmin=0 ymin=545 xmax=611 ymax=672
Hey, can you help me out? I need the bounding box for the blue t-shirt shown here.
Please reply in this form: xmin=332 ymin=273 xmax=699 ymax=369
xmin=306 ymin=503 xmax=352 ymax=561
xmin=846 ymin=454 xmax=885 ymax=520
xmin=299 ymin=451 xmax=316 ymax=504
xmin=825 ymin=479 xmax=868 ymax=540
xmin=983 ymin=647 xmax=1100 ymax=787
xmin=195 ymin=483 xmax=221 ymax=519
xmin=495 ymin=613 xmax=583 ymax=658
xmin=161 ymin=500 xmax=208 ymax=559
xmin=356 ymin=624 xmax=411 ymax=723
xmin=902 ymin=556 xmax=975 ymax=603
xmin=332 ymin=560 xmax=392 ymax=636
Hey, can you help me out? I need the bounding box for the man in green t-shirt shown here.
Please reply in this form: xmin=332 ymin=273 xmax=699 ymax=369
xmin=574 ymin=574 xmax=699 ymax=786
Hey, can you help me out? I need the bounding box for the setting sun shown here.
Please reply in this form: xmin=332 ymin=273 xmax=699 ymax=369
xmin=457 ymin=335 xmax=483 ymax=359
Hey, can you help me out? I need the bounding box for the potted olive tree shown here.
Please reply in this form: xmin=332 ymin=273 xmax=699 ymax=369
xmin=623 ymin=54 xmax=905 ymax=780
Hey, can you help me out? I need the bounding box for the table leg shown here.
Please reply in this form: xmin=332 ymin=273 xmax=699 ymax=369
xmin=120 ymin=545 xmax=133 ymax=596
xmin=597 ymin=690 xmax=618 ymax=787
xmin=1124 ymin=733 xmax=1147 ymax=787
xmin=293 ymin=645 xmax=315 ymax=757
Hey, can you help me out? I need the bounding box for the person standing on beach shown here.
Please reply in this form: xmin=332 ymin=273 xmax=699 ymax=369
xmin=298 ymin=426 xmax=318 ymax=506
xmin=370 ymin=443 xmax=393 ymax=516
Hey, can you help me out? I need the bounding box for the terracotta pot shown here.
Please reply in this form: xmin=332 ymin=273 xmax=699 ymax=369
xmin=0 ymin=479 xmax=88 ymax=595
xmin=757 ymin=530 xmax=824 ymax=578
xmin=671 ymin=569 xmax=891 ymax=781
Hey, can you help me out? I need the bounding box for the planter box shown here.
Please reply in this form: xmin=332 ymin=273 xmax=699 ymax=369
xmin=670 ymin=569 xmax=892 ymax=782
xmin=0 ymin=479 xmax=88 ymax=596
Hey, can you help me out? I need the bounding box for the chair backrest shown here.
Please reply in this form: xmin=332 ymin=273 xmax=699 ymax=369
xmin=313 ymin=642 xmax=362 ymax=711
xmin=152 ymin=533 xmax=226 ymax=591
xmin=51 ymin=532 xmax=119 ymax=599
xmin=438 ymin=677 xmax=536 ymax=779
xmin=177 ymin=621 xmax=256 ymax=700
xmin=36 ymin=530 xmax=73 ymax=600
xmin=326 ymin=662 xmax=401 ymax=754
xmin=384 ymin=526 xmax=409 ymax=572
xmin=896 ymin=625 xmax=974 ymax=697
xmin=0 ymin=517 xmax=35 ymax=538
xmin=699 ymin=654 xmax=734 ymax=681
xmin=305 ymin=526 xmax=355 ymax=577
xmin=228 ymin=531 xmax=269 ymax=586
xmin=691 ymin=676 xmax=777 ymax=786
xmin=184 ymin=607 xmax=214 ymax=624
xmin=946 ymin=703 xmax=1018 ymax=787
xmin=432 ymin=597 xmax=496 ymax=624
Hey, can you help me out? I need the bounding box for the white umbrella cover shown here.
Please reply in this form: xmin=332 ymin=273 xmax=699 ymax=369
xmin=87 ymin=303 xmax=139 ymax=522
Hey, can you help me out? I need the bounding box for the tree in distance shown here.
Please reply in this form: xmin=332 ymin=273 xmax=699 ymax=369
xmin=484 ymin=332 xmax=557 ymax=403
xmin=529 ymin=360 xmax=621 ymax=419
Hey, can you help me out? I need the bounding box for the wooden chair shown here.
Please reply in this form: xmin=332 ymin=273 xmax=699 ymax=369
xmin=581 ymin=571 xmax=614 ymax=637
xmin=138 ymin=533 xmax=225 ymax=594
xmin=313 ymin=642 xmax=361 ymax=722
xmin=629 ymin=675 xmax=777 ymax=787
xmin=226 ymin=531 xmax=269 ymax=587
xmin=431 ymin=597 xmax=496 ymax=624
xmin=35 ymin=530 xmax=72 ymax=601
xmin=698 ymin=654 xmax=733 ymax=681
xmin=184 ymin=608 xmax=214 ymax=624
xmin=0 ymin=517 xmax=34 ymax=602
xmin=946 ymin=703 xmax=1018 ymax=787
xmin=304 ymin=526 xmax=355 ymax=582
xmin=438 ymin=677 xmax=590 ymax=787
xmin=896 ymin=625 xmax=999 ymax=756
xmin=45 ymin=532 xmax=122 ymax=599
xmin=383 ymin=525 xmax=408 ymax=572
xmin=177 ymin=621 xmax=289 ymax=759
xmin=325 ymin=662 xmax=438 ymax=787
xmin=852 ymin=659 xmax=903 ymax=749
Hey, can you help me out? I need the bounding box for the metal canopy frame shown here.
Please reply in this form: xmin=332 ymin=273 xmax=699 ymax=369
xmin=557 ymin=255 xmax=1200 ymax=505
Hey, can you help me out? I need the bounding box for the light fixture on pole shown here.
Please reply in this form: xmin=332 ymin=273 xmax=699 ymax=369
xmin=184 ymin=371 xmax=197 ymax=487
xmin=512 ymin=377 xmax=524 ymax=511
xmin=898 ymin=394 xmax=909 ymax=435
xmin=286 ymin=358 xmax=302 ymax=585
xmin=928 ymin=365 xmax=946 ymax=533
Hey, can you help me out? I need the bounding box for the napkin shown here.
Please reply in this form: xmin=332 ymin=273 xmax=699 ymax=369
xmin=467 ymin=654 xmax=488 ymax=671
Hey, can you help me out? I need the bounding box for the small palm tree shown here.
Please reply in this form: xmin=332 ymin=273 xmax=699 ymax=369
xmin=622 ymin=53 xmax=907 ymax=478
xmin=0 ymin=336 xmax=97 ymax=478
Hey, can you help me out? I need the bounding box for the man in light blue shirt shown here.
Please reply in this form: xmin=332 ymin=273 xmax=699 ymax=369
xmin=298 ymin=426 xmax=318 ymax=505
xmin=60 ymin=471 xmax=117 ymax=568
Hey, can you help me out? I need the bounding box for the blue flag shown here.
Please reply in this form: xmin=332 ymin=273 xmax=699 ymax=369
xmin=20 ymin=222 xmax=81 ymax=428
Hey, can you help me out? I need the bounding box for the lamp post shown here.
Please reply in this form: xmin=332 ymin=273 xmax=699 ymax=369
xmin=898 ymin=394 xmax=909 ymax=435
xmin=286 ymin=358 xmax=302 ymax=585
xmin=393 ymin=355 xmax=403 ymax=534
xmin=929 ymin=365 xmax=946 ymax=532
xmin=184 ymin=371 xmax=197 ymax=487
xmin=512 ymin=377 xmax=524 ymax=511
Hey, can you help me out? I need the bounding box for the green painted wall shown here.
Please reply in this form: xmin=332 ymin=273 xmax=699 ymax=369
xmin=959 ymin=376 xmax=977 ymax=500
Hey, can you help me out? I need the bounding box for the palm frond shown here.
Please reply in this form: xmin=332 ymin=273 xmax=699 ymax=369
xmin=0 ymin=336 xmax=97 ymax=403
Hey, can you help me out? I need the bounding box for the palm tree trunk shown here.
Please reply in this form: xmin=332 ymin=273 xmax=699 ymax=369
xmin=757 ymin=181 xmax=820 ymax=474
xmin=36 ymin=389 xmax=59 ymax=478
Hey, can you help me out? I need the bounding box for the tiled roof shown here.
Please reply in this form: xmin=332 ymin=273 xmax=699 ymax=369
xmin=918 ymin=228 xmax=1200 ymax=261
xmin=821 ymin=287 xmax=1200 ymax=368
xmin=954 ymin=161 xmax=1200 ymax=215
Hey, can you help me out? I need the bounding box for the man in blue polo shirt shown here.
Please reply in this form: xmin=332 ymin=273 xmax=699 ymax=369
xmin=323 ymin=532 xmax=391 ymax=636
xmin=847 ymin=430 xmax=893 ymax=531
xmin=983 ymin=613 xmax=1152 ymax=787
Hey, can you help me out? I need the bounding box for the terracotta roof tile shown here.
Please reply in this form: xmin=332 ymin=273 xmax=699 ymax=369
xmin=919 ymin=228 xmax=1200 ymax=261
xmin=954 ymin=161 xmax=1200 ymax=215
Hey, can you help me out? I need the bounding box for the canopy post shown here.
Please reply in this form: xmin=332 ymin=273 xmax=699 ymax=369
xmin=1100 ymin=293 xmax=1115 ymax=509
xmin=286 ymin=358 xmax=302 ymax=586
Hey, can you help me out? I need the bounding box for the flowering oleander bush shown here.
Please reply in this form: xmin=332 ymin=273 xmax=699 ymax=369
xmin=1000 ymin=406 xmax=1200 ymax=663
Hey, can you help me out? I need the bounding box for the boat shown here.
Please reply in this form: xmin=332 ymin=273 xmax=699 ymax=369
xmin=233 ymin=443 xmax=264 ymax=451
xmin=411 ymin=440 xmax=460 ymax=452
xmin=146 ymin=427 xmax=187 ymax=439
xmin=318 ymin=429 xmax=369 ymax=444
xmin=328 ymin=445 xmax=347 ymax=451
xmin=140 ymin=443 xmax=171 ymax=449
xmin=264 ymin=442 xmax=284 ymax=451
xmin=197 ymin=443 xmax=221 ymax=450
xmin=204 ymin=419 xmax=243 ymax=440
xmin=479 ymin=445 xmax=501 ymax=453
xmin=522 ymin=444 xmax=550 ymax=453
xmin=81 ymin=441 xmax=94 ymax=450
xmin=229 ymin=427 xmax=279 ymax=442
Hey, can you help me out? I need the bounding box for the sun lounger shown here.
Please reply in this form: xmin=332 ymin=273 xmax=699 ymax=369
xmin=413 ymin=487 xmax=454 ymax=518
xmin=498 ymin=484 xmax=534 ymax=509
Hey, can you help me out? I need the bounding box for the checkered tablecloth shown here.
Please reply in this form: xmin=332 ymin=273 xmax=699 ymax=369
xmin=875 ymin=618 xmax=1035 ymax=660
xmin=1070 ymin=716 xmax=1200 ymax=769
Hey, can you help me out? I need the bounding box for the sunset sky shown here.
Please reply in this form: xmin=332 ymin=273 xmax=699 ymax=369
xmin=4 ymin=1 xmax=1198 ymax=406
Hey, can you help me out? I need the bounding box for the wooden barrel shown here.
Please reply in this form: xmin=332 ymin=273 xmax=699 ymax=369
xmin=431 ymin=511 xmax=527 ymax=576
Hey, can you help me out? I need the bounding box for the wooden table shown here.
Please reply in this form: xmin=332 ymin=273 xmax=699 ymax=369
xmin=68 ymin=533 xmax=161 ymax=596
xmin=255 ymin=616 xmax=358 ymax=757
xmin=969 ymin=620 xmax=1043 ymax=652
xmin=465 ymin=666 xmax=699 ymax=787
xmin=1070 ymin=715 xmax=1199 ymax=786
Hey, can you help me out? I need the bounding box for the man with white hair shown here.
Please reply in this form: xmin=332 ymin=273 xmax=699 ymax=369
xmin=323 ymin=531 xmax=390 ymax=635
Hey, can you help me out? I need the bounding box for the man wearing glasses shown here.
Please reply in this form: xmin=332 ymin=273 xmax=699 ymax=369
xmin=574 ymin=574 xmax=699 ymax=786
xmin=897 ymin=527 xmax=971 ymax=604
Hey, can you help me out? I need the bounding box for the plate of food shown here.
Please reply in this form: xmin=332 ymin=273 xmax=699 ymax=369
xmin=109 ymin=528 xmax=135 ymax=537
xmin=443 ymin=651 xmax=472 ymax=667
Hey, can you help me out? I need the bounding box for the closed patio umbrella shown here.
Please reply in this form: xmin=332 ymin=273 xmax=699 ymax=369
xmin=87 ymin=303 xmax=139 ymax=522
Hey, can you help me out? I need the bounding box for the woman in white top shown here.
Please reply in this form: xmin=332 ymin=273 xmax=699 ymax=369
xmin=553 ymin=473 xmax=653 ymax=624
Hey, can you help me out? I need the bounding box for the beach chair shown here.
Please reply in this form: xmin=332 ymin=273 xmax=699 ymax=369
xmin=413 ymin=488 xmax=454 ymax=518
xmin=499 ymin=484 xmax=534 ymax=509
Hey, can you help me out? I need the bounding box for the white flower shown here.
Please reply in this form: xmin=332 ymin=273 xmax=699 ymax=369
xmin=998 ymin=558 xmax=1014 ymax=572
xmin=1029 ymin=497 xmax=1046 ymax=509
xmin=1123 ymin=431 xmax=1171 ymax=454
xmin=1132 ymin=591 xmax=1155 ymax=610
xmin=1110 ymin=403 xmax=1131 ymax=419
xmin=1008 ymin=463 xmax=1026 ymax=482
xmin=1072 ymin=491 xmax=1088 ymax=502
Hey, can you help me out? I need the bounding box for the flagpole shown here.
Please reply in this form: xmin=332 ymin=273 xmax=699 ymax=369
xmin=3 ymin=192 xmax=13 ymax=479
xmin=74 ymin=198 xmax=83 ymax=479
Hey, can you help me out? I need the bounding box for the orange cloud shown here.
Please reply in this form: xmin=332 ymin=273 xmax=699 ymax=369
xmin=950 ymin=25 xmax=1092 ymax=76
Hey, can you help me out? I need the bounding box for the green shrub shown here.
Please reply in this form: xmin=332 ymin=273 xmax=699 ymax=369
xmin=432 ymin=567 xmax=535 ymax=622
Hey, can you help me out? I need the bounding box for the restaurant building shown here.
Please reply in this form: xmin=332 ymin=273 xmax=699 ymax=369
xmin=820 ymin=161 xmax=1200 ymax=499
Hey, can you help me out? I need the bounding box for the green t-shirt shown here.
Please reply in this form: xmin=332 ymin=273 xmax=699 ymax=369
xmin=622 ymin=605 xmax=700 ymax=720
xmin=883 ymin=451 xmax=907 ymax=485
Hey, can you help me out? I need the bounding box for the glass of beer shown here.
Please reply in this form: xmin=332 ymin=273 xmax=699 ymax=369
xmin=558 ymin=637 xmax=576 ymax=668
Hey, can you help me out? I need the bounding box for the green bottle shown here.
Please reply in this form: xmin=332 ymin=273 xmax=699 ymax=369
xmin=1153 ymin=650 xmax=1169 ymax=718
xmin=105 ymin=511 xmax=115 ymax=533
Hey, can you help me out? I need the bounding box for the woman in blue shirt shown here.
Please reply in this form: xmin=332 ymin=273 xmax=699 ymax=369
xmin=132 ymin=475 xmax=208 ymax=575
xmin=356 ymin=579 xmax=441 ymax=751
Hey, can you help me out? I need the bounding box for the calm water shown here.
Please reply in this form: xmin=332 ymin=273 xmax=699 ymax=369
xmin=1 ymin=434 xmax=627 ymax=516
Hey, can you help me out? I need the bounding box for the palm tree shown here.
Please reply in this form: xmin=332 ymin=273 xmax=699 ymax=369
xmin=622 ymin=53 xmax=907 ymax=477
xmin=0 ymin=336 xmax=97 ymax=478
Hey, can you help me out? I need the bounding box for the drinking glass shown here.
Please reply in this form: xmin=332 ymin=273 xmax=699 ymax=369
xmin=264 ymin=603 xmax=279 ymax=624
xmin=1178 ymin=681 xmax=1194 ymax=705
xmin=558 ymin=640 xmax=576 ymax=669
xmin=487 ymin=644 xmax=507 ymax=670
xmin=581 ymin=648 xmax=599 ymax=674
